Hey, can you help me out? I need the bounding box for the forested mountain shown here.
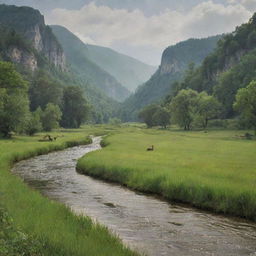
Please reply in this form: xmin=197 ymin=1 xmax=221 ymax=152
xmin=86 ymin=44 xmax=156 ymax=92
xmin=0 ymin=4 xmax=65 ymax=71
xmin=51 ymin=25 xmax=130 ymax=102
xmin=172 ymin=13 xmax=256 ymax=117
xmin=121 ymin=35 xmax=222 ymax=121
xmin=0 ymin=4 xmax=119 ymax=123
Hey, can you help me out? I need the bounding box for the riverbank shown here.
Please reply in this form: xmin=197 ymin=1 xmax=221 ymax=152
xmin=0 ymin=126 xmax=138 ymax=256
xmin=77 ymin=127 xmax=256 ymax=221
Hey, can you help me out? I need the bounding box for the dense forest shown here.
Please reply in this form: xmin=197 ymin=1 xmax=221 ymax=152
xmin=138 ymin=13 xmax=256 ymax=133
xmin=0 ymin=4 xmax=122 ymax=128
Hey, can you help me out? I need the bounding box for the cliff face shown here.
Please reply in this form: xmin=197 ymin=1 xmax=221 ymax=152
xmin=7 ymin=47 xmax=37 ymax=71
xmin=122 ymin=35 xmax=222 ymax=121
xmin=159 ymin=36 xmax=222 ymax=76
xmin=0 ymin=4 xmax=66 ymax=71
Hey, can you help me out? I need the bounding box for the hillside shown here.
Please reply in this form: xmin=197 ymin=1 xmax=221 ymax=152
xmin=0 ymin=4 xmax=119 ymax=122
xmin=51 ymin=25 xmax=130 ymax=102
xmin=174 ymin=13 xmax=256 ymax=117
xmin=121 ymin=35 xmax=222 ymax=121
xmin=0 ymin=4 xmax=65 ymax=71
xmin=86 ymin=44 xmax=156 ymax=92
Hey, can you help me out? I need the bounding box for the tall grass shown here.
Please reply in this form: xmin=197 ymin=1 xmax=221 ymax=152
xmin=77 ymin=128 xmax=256 ymax=221
xmin=0 ymin=126 xmax=139 ymax=256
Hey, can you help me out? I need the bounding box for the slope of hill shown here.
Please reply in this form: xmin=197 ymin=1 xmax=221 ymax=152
xmin=51 ymin=25 xmax=130 ymax=102
xmin=0 ymin=4 xmax=119 ymax=122
xmin=121 ymin=35 xmax=222 ymax=121
xmin=174 ymin=13 xmax=256 ymax=117
xmin=86 ymin=44 xmax=156 ymax=92
xmin=0 ymin=4 xmax=65 ymax=71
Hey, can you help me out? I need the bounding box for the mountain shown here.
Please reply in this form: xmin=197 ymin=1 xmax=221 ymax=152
xmin=173 ymin=13 xmax=256 ymax=117
xmin=0 ymin=4 xmax=65 ymax=71
xmin=51 ymin=25 xmax=130 ymax=102
xmin=121 ymin=35 xmax=222 ymax=121
xmin=0 ymin=4 xmax=119 ymax=122
xmin=86 ymin=44 xmax=156 ymax=92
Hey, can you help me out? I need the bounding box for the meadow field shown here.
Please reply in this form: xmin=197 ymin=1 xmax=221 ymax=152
xmin=77 ymin=127 xmax=256 ymax=221
xmin=0 ymin=126 xmax=138 ymax=256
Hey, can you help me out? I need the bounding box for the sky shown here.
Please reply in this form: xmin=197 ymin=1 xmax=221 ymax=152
xmin=1 ymin=0 xmax=256 ymax=65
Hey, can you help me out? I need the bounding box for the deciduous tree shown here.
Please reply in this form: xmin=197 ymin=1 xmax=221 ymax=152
xmin=233 ymin=80 xmax=256 ymax=134
xmin=0 ymin=61 xmax=29 ymax=137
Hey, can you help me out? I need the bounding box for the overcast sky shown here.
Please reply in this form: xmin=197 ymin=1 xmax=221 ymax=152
xmin=1 ymin=0 xmax=256 ymax=65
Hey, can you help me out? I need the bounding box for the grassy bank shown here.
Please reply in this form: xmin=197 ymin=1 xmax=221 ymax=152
xmin=0 ymin=126 xmax=138 ymax=256
xmin=77 ymin=127 xmax=256 ymax=221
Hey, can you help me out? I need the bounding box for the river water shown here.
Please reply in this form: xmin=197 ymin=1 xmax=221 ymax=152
xmin=12 ymin=137 xmax=256 ymax=256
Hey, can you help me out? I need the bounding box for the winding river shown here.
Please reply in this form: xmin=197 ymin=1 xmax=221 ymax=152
xmin=12 ymin=137 xmax=256 ymax=256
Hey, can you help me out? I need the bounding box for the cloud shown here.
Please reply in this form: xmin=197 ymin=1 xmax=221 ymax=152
xmin=226 ymin=0 xmax=256 ymax=10
xmin=47 ymin=1 xmax=253 ymax=65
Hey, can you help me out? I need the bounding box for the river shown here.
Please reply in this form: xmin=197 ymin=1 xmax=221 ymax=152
xmin=12 ymin=137 xmax=256 ymax=256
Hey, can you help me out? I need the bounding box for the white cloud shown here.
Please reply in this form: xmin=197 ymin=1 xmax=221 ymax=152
xmin=226 ymin=0 xmax=256 ymax=10
xmin=47 ymin=1 xmax=254 ymax=65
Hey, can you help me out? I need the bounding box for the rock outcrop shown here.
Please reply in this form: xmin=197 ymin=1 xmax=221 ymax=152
xmin=0 ymin=4 xmax=66 ymax=71
xmin=7 ymin=47 xmax=37 ymax=71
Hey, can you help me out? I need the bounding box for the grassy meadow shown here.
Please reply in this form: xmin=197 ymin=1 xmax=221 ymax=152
xmin=0 ymin=126 xmax=138 ymax=256
xmin=77 ymin=127 xmax=256 ymax=221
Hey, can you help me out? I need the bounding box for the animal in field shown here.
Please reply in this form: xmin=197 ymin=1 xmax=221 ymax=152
xmin=147 ymin=145 xmax=154 ymax=151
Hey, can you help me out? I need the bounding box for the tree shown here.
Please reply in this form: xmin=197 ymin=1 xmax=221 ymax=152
xmin=152 ymin=107 xmax=171 ymax=128
xmin=169 ymin=89 xmax=198 ymax=130
xmin=0 ymin=61 xmax=29 ymax=137
xmin=41 ymin=103 xmax=62 ymax=132
xmin=61 ymin=86 xmax=89 ymax=128
xmin=29 ymin=72 xmax=63 ymax=111
xmin=233 ymin=80 xmax=256 ymax=134
xmin=138 ymin=104 xmax=159 ymax=128
xmin=25 ymin=108 xmax=43 ymax=136
xmin=109 ymin=118 xmax=122 ymax=126
xmin=196 ymin=92 xmax=222 ymax=129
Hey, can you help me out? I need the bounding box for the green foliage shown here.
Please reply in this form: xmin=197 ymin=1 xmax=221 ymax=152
xmin=138 ymin=104 xmax=160 ymax=128
xmin=108 ymin=118 xmax=122 ymax=126
xmin=196 ymin=92 xmax=222 ymax=129
xmin=121 ymin=35 xmax=221 ymax=121
xmin=25 ymin=108 xmax=43 ymax=136
xmin=234 ymin=80 xmax=256 ymax=134
xmin=61 ymin=86 xmax=89 ymax=128
xmin=170 ymin=12 xmax=256 ymax=119
xmin=0 ymin=25 xmax=33 ymax=56
xmin=41 ymin=103 xmax=62 ymax=131
xmin=0 ymin=207 xmax=44 ymax=255
xmin=0 ymin=61 xmax=29 ymax=137
xmin=139 ymin=104 xmax=170 ymax=128
xmin=29 ymin=71 xmax=63 ymax=111
xmin=169 ymin=89 xmax=198 ymax=130
xmin=152 ymin=107 xmax=171 ymax=128
xmin=50 ymin=25 xmax=130 ymax=102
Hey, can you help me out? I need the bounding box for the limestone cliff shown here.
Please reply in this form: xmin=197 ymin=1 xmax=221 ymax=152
xmin=7 ymin=47 xmax=37 ymax=71
xmin=0 ymin=4 xmax=66 ymax=71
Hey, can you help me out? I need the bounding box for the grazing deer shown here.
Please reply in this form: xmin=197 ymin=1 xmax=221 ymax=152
xmin=147 ymin=145 xmax=154 ymax=151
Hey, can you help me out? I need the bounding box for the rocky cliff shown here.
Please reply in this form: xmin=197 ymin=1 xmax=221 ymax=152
xmin=0 ymin=4 xmax=66 ymax=71
xmin=121 ymin=35 xmax=222 ymax=121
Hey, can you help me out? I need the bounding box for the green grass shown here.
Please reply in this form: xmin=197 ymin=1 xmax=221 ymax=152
xmin=0 ymin=126 xmax=139 ymax=256
xmin=77 ymin=127 xmax=256 ymax=221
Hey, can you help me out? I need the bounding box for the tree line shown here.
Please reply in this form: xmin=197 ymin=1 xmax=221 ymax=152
xmin=139 ymin=81 xmax=256 ymax=134
xmin=0 ymin=61 xmax=89 ymax=137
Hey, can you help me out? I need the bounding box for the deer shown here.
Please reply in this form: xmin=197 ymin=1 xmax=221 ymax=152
xmin=147 ymin=145 xmax=154 ymax=151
